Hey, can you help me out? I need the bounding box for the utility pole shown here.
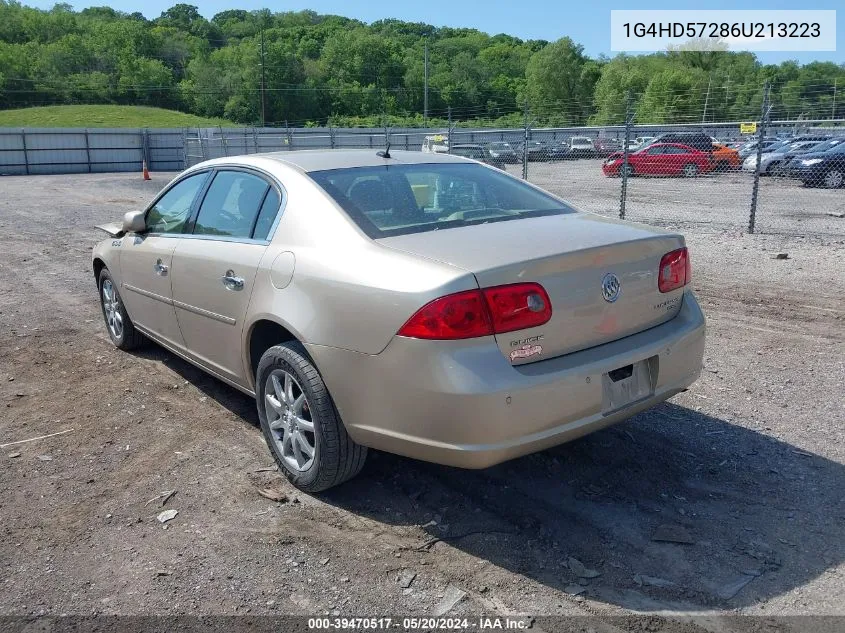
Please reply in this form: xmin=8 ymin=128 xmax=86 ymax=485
xmin=833 ymin=78 xmax=838 ymax=120
xmin=260 ymin=28 xmax=266 ymax=127
xmin=702 ymin=74 xmax=712 ymax=124
xmin=423 ymin=41 xmax=429 ymax=128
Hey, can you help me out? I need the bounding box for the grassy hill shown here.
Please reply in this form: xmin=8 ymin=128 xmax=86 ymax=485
xmin=0 ymin=105 xmax=236 ymax=128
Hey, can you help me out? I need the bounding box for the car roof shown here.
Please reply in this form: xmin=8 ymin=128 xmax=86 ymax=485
xmin=197 ymin=149 xmax=469 ymax=173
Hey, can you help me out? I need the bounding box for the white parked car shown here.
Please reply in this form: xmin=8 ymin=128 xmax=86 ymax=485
xmin=569 ymin=137 xmax=596 ymax=157
xmin=421 ymin=134 xmax=449 ymax=154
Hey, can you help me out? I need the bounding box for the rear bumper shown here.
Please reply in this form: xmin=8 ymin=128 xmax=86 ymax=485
xmin=308 ymin=291 xmax=705 ymax=469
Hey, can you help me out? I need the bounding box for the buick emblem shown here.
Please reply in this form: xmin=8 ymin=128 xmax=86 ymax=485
xmin=601 ymin=273 xmax=621 ymax=303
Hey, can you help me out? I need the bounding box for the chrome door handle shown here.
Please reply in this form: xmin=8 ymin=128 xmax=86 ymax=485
xmin=221 ymin=270 xmax=244 ymax=291
xmin=154 ymin=259 xmax=169 ymax=276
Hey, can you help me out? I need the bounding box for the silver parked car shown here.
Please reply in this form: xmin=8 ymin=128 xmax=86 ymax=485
xmin=742 ymin=139 xmax=830 ymax=175
xmin=93 ymin=150 xmax=705 ymax=492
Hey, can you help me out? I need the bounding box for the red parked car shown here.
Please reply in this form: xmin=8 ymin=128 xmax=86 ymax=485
xmin=602 ymin=143 xmax=712 ymax=178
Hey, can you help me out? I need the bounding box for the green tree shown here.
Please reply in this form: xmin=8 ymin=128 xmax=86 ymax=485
xmin=638 ymin=67 xmax=709 ymax=123
xmin=525 ymin=37 xmax=593 ymax=123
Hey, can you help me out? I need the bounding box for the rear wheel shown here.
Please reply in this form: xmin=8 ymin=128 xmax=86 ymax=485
xmin=619 ymin=164 xmax=634 ymax=178
xmin=682 ymin=163 xmax=699 ymax=178
xmin=256 ymin=342 xmax=367 ymax=492
xmin=822 ymin=169 xmax=843 ymax=189
xmin=98 ymin=268 xmax=144 ymax=350
xmin=766 ymin=161 xmax=782 ymax=176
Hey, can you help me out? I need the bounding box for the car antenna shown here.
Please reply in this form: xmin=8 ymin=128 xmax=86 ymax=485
xmin=377 ymin=140 xmax=391 ymax=159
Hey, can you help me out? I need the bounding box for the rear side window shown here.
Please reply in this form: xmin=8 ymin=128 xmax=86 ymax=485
xmin=193 ymin=171 xmax=271 ymax=239
xmin=253 ymin=189 xmax=281 ymax=240
xmin=146 ymin=172 xmax=209 ymax=234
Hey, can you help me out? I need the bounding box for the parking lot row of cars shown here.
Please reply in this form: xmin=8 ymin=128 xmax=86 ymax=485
xmin=422 ymin=135 xmax=628 ymax=165
xmin=422 ymin=131 xmax=845 ymax=188
xmin=599 ymin=132 xmax=845 ymax=188
xmin=737 ymin=135 xmax=845 ymax=187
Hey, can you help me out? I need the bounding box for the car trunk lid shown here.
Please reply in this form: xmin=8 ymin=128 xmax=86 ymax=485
xmin=379 ymin=213 xmax=686 ymax=364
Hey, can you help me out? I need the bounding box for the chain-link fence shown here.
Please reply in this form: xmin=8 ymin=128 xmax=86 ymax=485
xmin=515 ymin=85 xmax=845 ymax=237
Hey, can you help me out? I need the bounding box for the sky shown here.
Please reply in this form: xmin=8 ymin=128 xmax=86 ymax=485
xmin=25 ymin=0 xmax=845 ymax=66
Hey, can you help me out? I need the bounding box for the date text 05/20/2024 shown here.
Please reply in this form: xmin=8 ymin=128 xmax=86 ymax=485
xmin=307 ymin=617 xmax=531 ymax=630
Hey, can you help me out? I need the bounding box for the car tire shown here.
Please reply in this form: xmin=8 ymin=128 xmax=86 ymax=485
xmin=256 ymin=341 xmax=367 ymax=492
xmin=822 ymin=169 xmax=844 ymax=189
xmin=619 ymin=164 xmax=635 ymax=178
xmin=715 ymin=161 xmax=731 ymax=172
xmin=682 ymin=163 xmax=699 ymax=178
xmin=98 ymin=268 xmax=144 ymax=351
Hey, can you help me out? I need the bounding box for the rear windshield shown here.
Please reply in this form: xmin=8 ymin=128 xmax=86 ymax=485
xmin=309 ymin=163 xmax=574 ymax=238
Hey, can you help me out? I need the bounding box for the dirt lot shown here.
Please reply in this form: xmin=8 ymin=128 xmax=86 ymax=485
xmin=1 ymin=171 xmax=844 ymax=626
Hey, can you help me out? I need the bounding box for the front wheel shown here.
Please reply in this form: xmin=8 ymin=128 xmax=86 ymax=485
xmin=682 ymin=163 xmax=699 ymax=178
xmin=619 ymin=164 xmax=635 ymax=178
xmin=256 ymin=342 xmax=367 ymax=492
xmin=98 ymin=268 xmax=144 ymax=350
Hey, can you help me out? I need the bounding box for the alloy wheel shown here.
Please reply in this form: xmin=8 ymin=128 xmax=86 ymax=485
xmin=823 ymin=170 xmax=843 ymax=188
xmin=101 ymin=279 xmax=124 ymax=340
xmin=264 ymin=369 xmax=316 ymax=472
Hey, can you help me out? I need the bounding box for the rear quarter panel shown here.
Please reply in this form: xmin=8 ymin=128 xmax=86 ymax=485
xmin=242 ymin=166 xmax=477 ymax=357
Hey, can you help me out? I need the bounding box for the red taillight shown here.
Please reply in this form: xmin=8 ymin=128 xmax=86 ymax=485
xmin=398 ymin=283 xmax=553 ymax=340
xmin=397 ymin=289 xmax=493 ymax=339
xmin=482 ymin=283 xmax=552 ymax=334
xmin=658 ymin=247 xmax=690 ymax=293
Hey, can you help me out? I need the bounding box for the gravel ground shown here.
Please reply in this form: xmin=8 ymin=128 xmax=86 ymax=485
xmin=0 ymin=171 xmax=844 ymax=626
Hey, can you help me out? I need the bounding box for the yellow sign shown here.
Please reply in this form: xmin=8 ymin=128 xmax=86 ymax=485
xmin=740 ymin=122 xmax=757 ymax=135
xmin=433 ymin=134 xmax=444 ymax=142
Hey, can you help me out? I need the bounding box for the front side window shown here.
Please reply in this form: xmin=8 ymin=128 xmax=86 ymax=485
xmin=146 ymin=172 xmax=209 ymax=234
xmin=309 ymin=163 xmax=574 ymax=238
xmin=193 ymin=171 xmax=271 ymax=239
xmin=646 ymin=146 xmax=665 ymax=155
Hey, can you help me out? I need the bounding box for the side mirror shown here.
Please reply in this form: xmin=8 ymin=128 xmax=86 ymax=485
xmin=122 ymin=210 xmax=145 ymax=234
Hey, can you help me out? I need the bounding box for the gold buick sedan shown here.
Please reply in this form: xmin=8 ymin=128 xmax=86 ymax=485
xmin=93 ymin=150 xmax=705 ymax=492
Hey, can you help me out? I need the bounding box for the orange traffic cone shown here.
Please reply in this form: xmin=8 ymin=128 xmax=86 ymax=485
xmin=142 ymin=160 xmax=151 ymax=181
